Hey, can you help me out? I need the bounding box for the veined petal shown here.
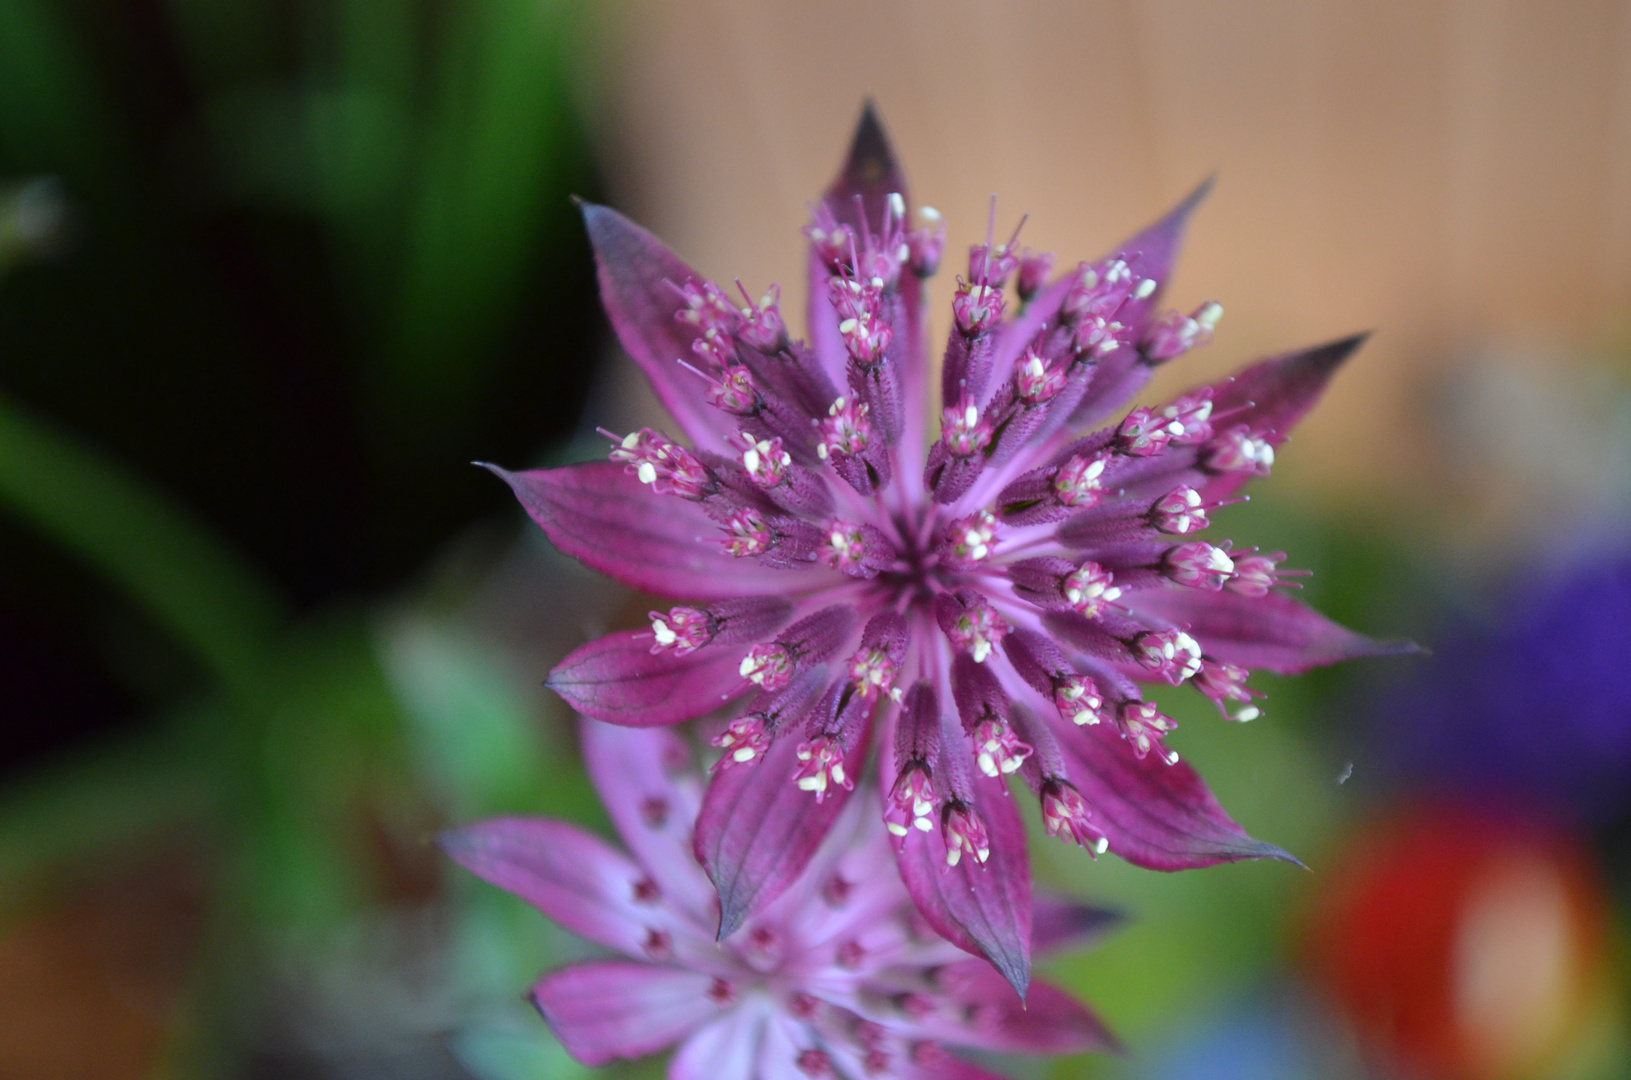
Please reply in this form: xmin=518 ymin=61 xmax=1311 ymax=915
xmin=892 ymin=768 xmax=1032 ymax=998
xmin=825 ymin=102 xmax=910 ymax=239
xmin=1030 ymin=896 xmax=1123 ymax=958
xmin=1053 ymin=721 xmax=1295 ymax=870
xmin=440 ymin=818 xmax=700 ymax=958
xmin=548 ymin=629 xmax=749 ymax=727
xmin=695 ymin=713 xmax=871 ymax=940
xmin=530 ymin=961 xmax=720 ymax=1066
xmin=1198 ymin=333 xmax=1368 ymax=500
xmin=1102 ymin=177 xmax=1212 ymax=341
xmin=490 ymin=461 xmax=801 ymax=599
xmin=1126 ymin=587 xmax=1420 ymax=674
xmin=581 ymin=202 xmax=737 ymax=454
xmin=579 ymin=721 xmax=715 ymax=921
xmin=895 ymin=961 xmax=1119 ymax=1056
xmin=1059 ymin=179 xmax=1213 ymax=430
xmin=670 ymin=1003 xmax=767 ymax=1080
xmin=897 ymin=1059 xmax=1010 ymax=1080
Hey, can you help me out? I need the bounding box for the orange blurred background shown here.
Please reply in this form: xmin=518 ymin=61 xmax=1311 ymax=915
xmin=584 ymin=0 xmax=1631 ymax=522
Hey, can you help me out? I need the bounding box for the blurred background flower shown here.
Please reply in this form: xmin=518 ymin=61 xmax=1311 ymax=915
xmin=0 ymin=2 xmax=1627 ymax=1078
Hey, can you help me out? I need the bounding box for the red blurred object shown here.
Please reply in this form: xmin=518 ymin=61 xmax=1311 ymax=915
xmin=1305 ymin=803 xmax=1608 ymax=1080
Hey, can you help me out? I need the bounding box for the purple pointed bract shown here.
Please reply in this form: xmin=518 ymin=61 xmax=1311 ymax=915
xmin=496 ymin=104 xmax=1413 ymax=994
xmin=443 ymin=722 xmax=1119 ymax=1077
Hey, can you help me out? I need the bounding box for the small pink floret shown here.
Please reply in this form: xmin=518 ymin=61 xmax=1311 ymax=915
xmin=1119 ymin=700 xmax=1179 ymax=765
xmin=941 ymin=801 xmax=992 ymax=867
xmin=740 ymin=643 xmax=793 ymax=691
xmin=1053 ymin=452 xmax=1109 ymax=508
xmin=1054 ymin=674 xmax=1106 ymax=726
xmin=792 ymin=736 xmax=852 ymax=801
xmin=974 ymin=719 xmax=1033 ymax=777
xmin=648 ymin=606 xmax=711 ymax=655
xmin=1132 ymin=628 xmax=1203 ymax=685
xmin=1042 ymin=780 xmax=1109 ymax=855
xmin=1166 ymin=541 xmax=1236 ymax=590
xmin=711 ymin=715 xmax=771 ymax=768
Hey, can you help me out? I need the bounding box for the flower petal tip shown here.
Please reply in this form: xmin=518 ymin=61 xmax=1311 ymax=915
xmin=842 ymin=100 xmax=899 ymax=190
xmin=996 ymin=954 xmax=1031 ymax=1003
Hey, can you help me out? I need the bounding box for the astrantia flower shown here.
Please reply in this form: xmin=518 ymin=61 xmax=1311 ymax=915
xmin=442 ymin=722 xmax=1117 ymax=1077
xmin=488 ymin=106 xmax=1412 ymax=993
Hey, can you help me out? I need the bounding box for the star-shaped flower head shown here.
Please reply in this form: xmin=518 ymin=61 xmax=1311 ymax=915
xmin=442 ymin=723 xmax=1118 ymax=1078
xmin=490 ymin=105 xmax=1414 ymax=995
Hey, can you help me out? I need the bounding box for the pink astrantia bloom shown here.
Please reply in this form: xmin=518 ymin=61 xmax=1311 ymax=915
xmin=442 ymin=723 xmax=1118 ymax=1078
xmin=488 ymin=106 xmax=1413 ymax=993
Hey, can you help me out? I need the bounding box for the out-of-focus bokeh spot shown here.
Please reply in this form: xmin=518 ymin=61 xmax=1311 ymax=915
xmin=1305 ymin=806 xmax=1620 ymax=1080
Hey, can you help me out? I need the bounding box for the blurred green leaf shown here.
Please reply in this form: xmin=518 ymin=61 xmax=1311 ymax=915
xmin=0 ymin=391 xmax=285 ymax=697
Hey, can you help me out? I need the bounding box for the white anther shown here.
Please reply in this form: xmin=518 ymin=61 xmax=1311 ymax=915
xmin=636 ymin=462 xmax=657 ymax=485
xmin=888 ymin=192 xmax=906 ymax=218
xmin=651 ymin=617 xmax=677 ymax=646
xmin=1135 ymin=278 xmax=1157 ymax=299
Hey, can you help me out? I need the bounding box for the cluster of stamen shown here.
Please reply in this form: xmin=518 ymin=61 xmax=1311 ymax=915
xmin=941 ymin=801 xmax=991 ymax=867
xmin=1132 ymin=628 xmax=1203 ymax=685
xmin=1053 ymin=674 xmax=1107 ymax=726
xmin=1145 ymin=302 xmax=1223 ymax=363
xmin=973 ymin=720 xmax=1032 ymax=778
xmin=1041 ymin=780 xmax=1109 ymax=855
xmin=1053 ymin=453 xmax=1108 ymax=507
xmin=649 ymin=606 xmax=712 ymax=655
xmin=1063 ymin=562 xmax=1121 ymax=616
xmin=1014 ymin=348 xmax=1065 ymax=403
xmin=793 ymin=737 xmax=851 ymax=801
xmin=712 ymin=716 xmax=771 ymax=768
xmin=847 ymin=647 xmax=899 ymax=704
xmin=733 ymin=432 xmax=790 ymax=487
xmin=944 ymin=510 xmax=997 ymax=564
xmin=607 ymin=428 xmax=711 ymax=497
xmin=1119 ymin=701 xmax=1179 ymax=764
xmin=816 ymin=397 xmax=870 ymax=461
xmin=592 ymin=182 xmax=1309 ymax=857
xmin=1166 ymin=541 xmax=1236 ymax=590
xmin=940 ymin=401 xmax=993 ymax=458
xmin=740 ymin=643 xmax=794 ymax=691
xmin=722 ymin=508 xmax=773 ymax=558
xmin=885 ymin=762 xmax=936 ymax=837
xmin=943 ymin=596 xmax=1010 ymax=663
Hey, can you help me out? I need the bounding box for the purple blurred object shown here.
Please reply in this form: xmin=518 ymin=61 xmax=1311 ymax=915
xmin=1374 ymin=554 xmax=1631 ymax=822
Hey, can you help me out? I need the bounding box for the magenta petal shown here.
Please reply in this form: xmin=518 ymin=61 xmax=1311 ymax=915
xmin=578 ymin=721 xmax=715 ymax=921
xmin=1030 ymin=896 xmax=1123 ymax=958
xmin=824 ymin=103 xmax=910 ymax=234
xmin=1127 ymin=587 xmax=1420 ymax=674
xmin=581 ymin=202 xmax=736 ymax=453
xmin=808 ymin=104 xmax=921 ymax=396
xmin=670 ymin=1009 xmax=764 ymax=1080
xmin=440 ymin=817 xmax=671 ymax=957
xmin=694 ymin=717 xmax=870 ymax=940
xmin=901 ymin=961 xmax=1120 ymax=1056
xmin=898 ymin=1060 xmax=1009 ymax=1080
xmin=1106 ymin=177 xmax=1212 ymax=335
xmin=1198 ymin=333 xmax=1368 ymax=500
xmin=893 ymin=771 xmax=1032 ymax=998
xmin=1054 ymin=720 xmax=1294 ymax=870
xmin=530 ymin=960 xmax=718 ymax=1066
xmin=548 ymin=629 xmax=749 ymax=727
xmin=491 ymin=461 xmax=796 ymax=599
